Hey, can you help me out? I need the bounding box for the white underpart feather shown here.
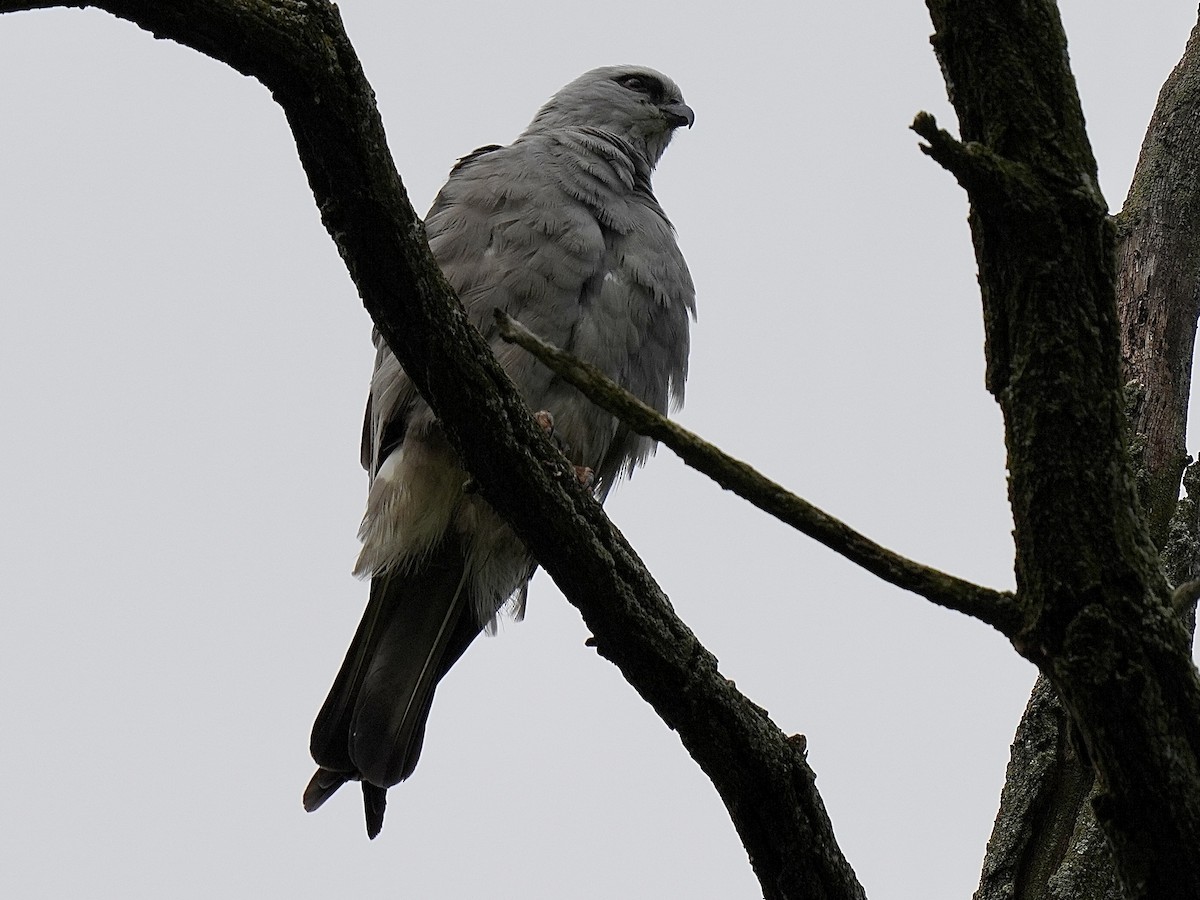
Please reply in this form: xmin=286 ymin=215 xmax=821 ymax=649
xmin=454 ymin=497 xmax=532 ymax=629
xmin=354 ymin=439 xmax=533 ymax=630
xmin=353 ymin=441 xmax=464 ymax=579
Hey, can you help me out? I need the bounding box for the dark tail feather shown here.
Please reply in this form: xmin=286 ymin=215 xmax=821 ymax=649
xmin=303 ymin=767 xmax=349 ymax=813
xmin=363 ymin=782 xmax=388 ymax=840
xmin=305 ymin=541 xmax=484 ymax=837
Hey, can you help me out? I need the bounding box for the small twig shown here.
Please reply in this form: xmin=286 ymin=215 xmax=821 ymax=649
xmin=912 ymin=112 xmax=1041 ymax=205
xmin=912 ymin=112 xmax=1104 ymax=220
xmin=496 ymin=310 xmax=1023 ymax=636
xmin=911 ymin=112 xmax=1014 ymax=186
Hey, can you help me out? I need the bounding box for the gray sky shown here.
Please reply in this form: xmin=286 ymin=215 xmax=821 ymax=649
xmin=1 ymin=2 xmax=1196 ymax=898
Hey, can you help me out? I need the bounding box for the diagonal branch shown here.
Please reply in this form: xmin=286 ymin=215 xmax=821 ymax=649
xmin=497 ymin=311 xmax=1023 ymax=636
xmin=0 ymin=2 xmax=865 ymax=898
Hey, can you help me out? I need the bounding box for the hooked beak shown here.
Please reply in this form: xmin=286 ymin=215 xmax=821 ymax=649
xmin=663 ymin=101 xmax=695 ymax=129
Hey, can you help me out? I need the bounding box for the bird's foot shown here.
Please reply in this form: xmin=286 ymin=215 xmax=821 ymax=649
xmin=534 ymin=410 xmax=594 ymax=489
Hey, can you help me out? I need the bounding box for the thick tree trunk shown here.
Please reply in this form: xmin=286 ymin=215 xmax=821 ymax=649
xmin=921 ymin=7 xmax=1200 ymax=900
xmin=974 ymin=16 xmax=1200 ymax=900
xmin=974 ymin=675 xmax=1119 ymax=900
xmin=1118 ymin=17 xmax=1200 ymax=544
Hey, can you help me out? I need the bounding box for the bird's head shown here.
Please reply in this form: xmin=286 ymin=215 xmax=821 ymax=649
xmin=526 ymin=65 xmax=694 ymax=166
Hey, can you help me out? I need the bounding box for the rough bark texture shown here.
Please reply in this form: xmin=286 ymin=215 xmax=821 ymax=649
xmin=1119 ymin=18 xmax=1200 ymax=544
xmin=921 ymin=2 xmax=1200 ymax=898
xmin=975 ymin=676 xmax=1120 ymax=900
xmin=973 ymin=14 xmax=1200 ymax=900
xmin=0 ymin=2 xmax=865 ymax=898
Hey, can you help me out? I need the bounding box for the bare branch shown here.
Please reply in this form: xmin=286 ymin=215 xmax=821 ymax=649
xmin=497 ymin=310 xmax=1022 ymax=636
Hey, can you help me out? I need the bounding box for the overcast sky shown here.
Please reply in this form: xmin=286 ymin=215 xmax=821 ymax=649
xmin=2 ymin=3 xmax=1197 ymax=898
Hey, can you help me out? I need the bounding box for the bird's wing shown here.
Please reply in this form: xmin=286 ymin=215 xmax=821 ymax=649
xmin=428 ymin=140 xmax=608 ymax=402
xmin=360 ymin=327 xmax=418 ymax=478
xmin=427 ymin=135 xmax=694 ymax=485
xmin=582 ymin=202 xmax=694 ymax=492
xmin=359 ymin=139 xmax=608 ymax=480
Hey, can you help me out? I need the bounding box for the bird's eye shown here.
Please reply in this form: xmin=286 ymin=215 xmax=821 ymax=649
xmin=615 ymin=74 xmax=657 ymax=96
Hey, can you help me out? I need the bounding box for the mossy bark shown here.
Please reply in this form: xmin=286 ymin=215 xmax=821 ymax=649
xmin=922 ymin=3 xmax=1200 ymax=898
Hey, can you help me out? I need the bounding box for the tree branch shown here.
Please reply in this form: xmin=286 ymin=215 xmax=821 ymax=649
xmin=924 ymin=2 xmax=1200 ymax=898
xmin=497 ymin=310 xmax=1022 ymax=636
xmin=1116 ymin=16 xmax=1200 ymax=546
xmin=0 ymin=2 xmax=865 ymax=897
xmin=975 ymin=13 xmax=1200 ymax=900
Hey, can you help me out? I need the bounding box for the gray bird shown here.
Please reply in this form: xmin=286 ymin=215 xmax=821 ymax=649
xmin=303 ymin=65 xmax=695 ymax=839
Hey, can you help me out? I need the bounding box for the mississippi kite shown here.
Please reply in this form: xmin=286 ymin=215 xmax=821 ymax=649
xmin=304 ymin=65 xmax=696 ymax=838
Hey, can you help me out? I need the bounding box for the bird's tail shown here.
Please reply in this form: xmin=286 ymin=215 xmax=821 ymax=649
xmin=304 ymin=540 xmax=482 ymax=838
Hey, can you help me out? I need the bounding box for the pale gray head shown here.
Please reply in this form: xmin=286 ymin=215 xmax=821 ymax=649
xmin=525 ymin=65 xmax=694 ymax=166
